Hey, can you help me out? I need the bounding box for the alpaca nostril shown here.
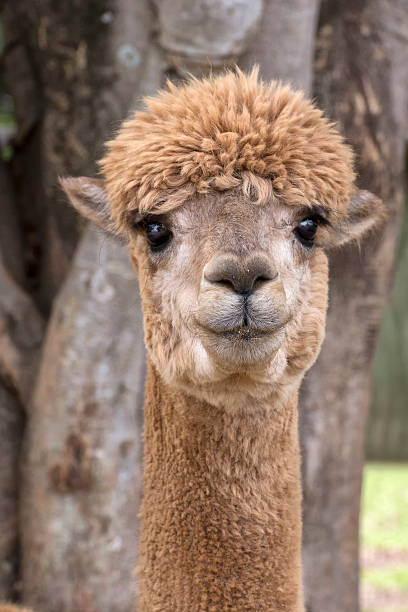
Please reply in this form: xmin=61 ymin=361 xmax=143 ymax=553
xmin=204 ymin=257 xmax=277 ymax=295
xmin=219 ymin=274 xmax=271 ymax=295
xmin=254 ymin=275 xmax=276 ymax=287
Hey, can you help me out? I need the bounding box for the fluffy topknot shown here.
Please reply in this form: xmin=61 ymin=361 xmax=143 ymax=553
xmin=101 ymin=68 xmax=355 ymax=229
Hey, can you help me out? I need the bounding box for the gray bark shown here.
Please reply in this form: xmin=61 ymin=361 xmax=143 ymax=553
xmin=300 ymin=1 xmax=408 ymax=611
xmin=155 ymin=0 xmax=263 ymax=77
xmin=241 ymin=0 xmax=320 ymax=94
xmin=21 ymin=229 xmax=145 ymax=612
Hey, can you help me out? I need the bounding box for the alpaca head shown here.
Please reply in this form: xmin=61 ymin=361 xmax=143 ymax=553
xmin=62 ymin=69 xmax=384 ymax=409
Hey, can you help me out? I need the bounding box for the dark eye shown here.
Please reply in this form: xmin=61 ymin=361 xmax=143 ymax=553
xmin=295 ymin=218 xmax=319 ymax=247
xmin=144 ymin=221 xmax=172 ymax=251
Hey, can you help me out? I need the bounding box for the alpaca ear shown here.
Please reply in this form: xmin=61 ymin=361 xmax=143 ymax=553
xmin=60 ymin=176 xmax=119 ymax=236
xmin=328 ymin=189 xmax=386 ymax=248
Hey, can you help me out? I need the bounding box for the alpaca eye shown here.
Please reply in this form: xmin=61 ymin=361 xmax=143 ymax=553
xmin=295 ymin=218 xmax=318 ymax=247
xmin=145 ymin=221 xmax=172 ymax=251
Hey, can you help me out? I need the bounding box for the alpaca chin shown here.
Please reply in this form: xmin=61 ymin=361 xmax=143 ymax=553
xmin=151 ymin=331 xmax=290 ymax=412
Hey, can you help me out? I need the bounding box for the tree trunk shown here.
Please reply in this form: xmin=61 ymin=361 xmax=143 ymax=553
xmin=2 ymin=1 xmax=158 ymax=610
xmin=3 ymin=0 xmax=155 ymax=311
xmin=0 ymin=160 xmax=43 ymax=602
xmin=300 ymin=2 xmax=408 ymax=611
xmin=21 ymin=229 xmax=145 ymax=612
xmin=241 ymin=0 xmax=320 ymax=95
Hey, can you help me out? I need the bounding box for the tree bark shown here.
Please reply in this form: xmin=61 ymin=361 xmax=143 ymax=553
xmin=299 ymin=2 xmax=408 ymax=611
xmin=155 ymin=0 xmax=319 ymax=95
xmin=2 ymin=1 xmax=158 ymax=610
xmin=0 ymin=254 xmax=44 ymax=406
xmin=0 ymin=157 xmax=40 ymax=603
xmin=21 ymin=229 xmax=145 ymax=612
xmin=241 ymin=0 xmax=320 ymax=95
xmin=0 ymin=158 xmax=44 ymax=406
xmin=154 ymin=0 xmax=263 ymax=77
xmin=3 ymin=0 xmax=154 ymax=311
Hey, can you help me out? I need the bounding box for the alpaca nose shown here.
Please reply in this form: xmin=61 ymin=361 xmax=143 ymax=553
xmin=204 ymin=255 xmax=277 ymax=295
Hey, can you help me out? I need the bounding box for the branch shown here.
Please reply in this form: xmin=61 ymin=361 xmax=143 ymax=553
xmin=0 ymin=255 xmax=44 ymax=406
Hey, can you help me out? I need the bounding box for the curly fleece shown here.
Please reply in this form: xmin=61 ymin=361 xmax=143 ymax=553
xmin=101 ymin=67 xmax=355 ymax=228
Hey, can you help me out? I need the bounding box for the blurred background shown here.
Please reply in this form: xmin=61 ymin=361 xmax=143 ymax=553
xmin=0 ymin=1 xmax=407 ymax=611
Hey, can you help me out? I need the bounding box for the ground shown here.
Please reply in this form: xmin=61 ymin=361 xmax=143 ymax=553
xmin=361 ymin=463 xmax=408 ymax=612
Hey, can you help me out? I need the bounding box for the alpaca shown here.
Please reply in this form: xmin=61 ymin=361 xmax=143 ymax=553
xmin=1 ymin=69 xmax=383 ymax=612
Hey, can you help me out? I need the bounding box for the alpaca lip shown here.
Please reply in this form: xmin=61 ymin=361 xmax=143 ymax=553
xmin=195 ymin=290 xmax=292 ymax=342
xmin=196 ymin=317 xmax=291 ymax=340
xmin=196 ymin=317 xmax=289 ymax=366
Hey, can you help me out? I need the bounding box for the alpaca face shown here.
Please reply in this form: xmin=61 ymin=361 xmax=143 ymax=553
xmin=62 ymin=173 xmax=384 ymax=408
xmin=127 ymin=185 xmax=331 ymax=406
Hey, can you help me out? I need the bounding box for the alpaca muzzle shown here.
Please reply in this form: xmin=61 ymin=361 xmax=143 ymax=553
xmin=195 ymin=278 xmax=290 ymax=366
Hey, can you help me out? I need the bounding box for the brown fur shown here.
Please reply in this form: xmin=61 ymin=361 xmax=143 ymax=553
xmin=139 ymin=364 xmax=303 ymax=611
xmin=101 ymin=67 xmax=355 ymax=229
xmin=9 ymin=70 xmax=384 ymax=612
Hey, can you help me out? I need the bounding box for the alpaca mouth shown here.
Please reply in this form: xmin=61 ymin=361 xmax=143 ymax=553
xmin=196 ymin=317 xmax=288 ymax=366
xmin=196 ymin=313 xmax=291 ymax=340
xmin=194 ymin=299 xmax=291 ymax=365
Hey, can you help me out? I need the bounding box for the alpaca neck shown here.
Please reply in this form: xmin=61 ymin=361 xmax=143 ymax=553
xmin=138 ymin=360 xmax=304 ymax=612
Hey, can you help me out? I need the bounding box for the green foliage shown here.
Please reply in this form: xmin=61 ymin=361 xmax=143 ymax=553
xmin=361 ymin=463 xmax=408 ymax=551
xmin=364 ymin=609 xmax=408 ymax=612
xmin=362 ymin=567 xmax=408 ymax=592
